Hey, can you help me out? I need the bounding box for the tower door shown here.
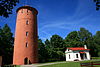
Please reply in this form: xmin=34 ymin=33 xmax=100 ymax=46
xmin=24 ymin=58 xmax=28 ymax=64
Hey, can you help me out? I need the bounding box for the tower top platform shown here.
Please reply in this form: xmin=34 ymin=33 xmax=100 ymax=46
xmin=16 ymin=5 xmax=38 ymax=15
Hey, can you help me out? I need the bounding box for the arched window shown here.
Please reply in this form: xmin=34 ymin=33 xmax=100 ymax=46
xmin=24 ymin=57 xmax=28 ymax=64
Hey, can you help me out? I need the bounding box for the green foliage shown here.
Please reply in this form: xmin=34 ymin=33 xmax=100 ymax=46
xmin=94 ymin=31 xmax=100 ymax=57
xmin=0 ymin=0 xmax=19 ymax=18
xmin=78 ymin=28 xmax=92 ymax=45
xmin=38 ymin=35 xmax=65 ymax=62
xmin=38 ymin=39 xmax=48 ymax=62
xmin=0 ymin=24 xmax=14 ymax=65
xmin=65 ymin=31 xmax=80 ymax=47
xmin=50 ymin=34 xmax=65 ymax=48
xmin=93 ymin=0 xmax=100 ymax=10
xmin=49 ymin=34 xmax=65 ymax=61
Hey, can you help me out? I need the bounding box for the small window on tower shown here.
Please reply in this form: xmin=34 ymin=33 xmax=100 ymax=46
xmin=27 ymin=9 xmax=28 ymax=13
xmin=26 ymin=42 xmax=28 ymax=47
xmin=26 ymin=32 xmax=28 ymax=36
xmin=27 ymin=9 xmax=28 ymax=15
xmin=21 ymin=9 xmax=23 ymax=13
xmin=26 ymin=20 xmax=29 ymax=25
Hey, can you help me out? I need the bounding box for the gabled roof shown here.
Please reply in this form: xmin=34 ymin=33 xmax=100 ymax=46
xmin=67 ymin=47 xmax=90 ymax=51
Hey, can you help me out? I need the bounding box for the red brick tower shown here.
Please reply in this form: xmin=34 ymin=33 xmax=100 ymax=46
xmin=13 ymin=6 xmax=38 ymax=65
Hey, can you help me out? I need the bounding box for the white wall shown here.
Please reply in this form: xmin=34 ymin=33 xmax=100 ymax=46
xmin=86 ymin=52 xmax=90 ymax=60
xmin=65 ymin=52 xmax=81 ymax=61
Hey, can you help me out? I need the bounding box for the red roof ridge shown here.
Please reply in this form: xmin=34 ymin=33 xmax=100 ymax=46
xmin=67 ymin=47 xmax=90 ymax=51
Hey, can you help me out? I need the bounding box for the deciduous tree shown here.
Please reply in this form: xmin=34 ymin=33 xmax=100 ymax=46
xmin=0 ymin=0 xmax=19 ymax=17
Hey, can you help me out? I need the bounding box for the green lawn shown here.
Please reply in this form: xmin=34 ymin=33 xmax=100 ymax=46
xmin=38 ymin=62 xmax=80 ymax=67
xmin=39 ymin=60 xmax=100 ymax=67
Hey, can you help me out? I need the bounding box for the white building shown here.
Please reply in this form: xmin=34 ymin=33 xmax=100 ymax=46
xmin=65 ymin=45 xmax=90 ymax=61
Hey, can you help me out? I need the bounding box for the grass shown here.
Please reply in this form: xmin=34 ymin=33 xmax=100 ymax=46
xmin=91 ymin=57 xmax=100 ymax=60
xmin=38 ymin=62 xmax=80 ymax=67
xmin=38 ymin=60 xmax=100 ymax=67
xmin=15 ymin=65 xmax=20 ymax=67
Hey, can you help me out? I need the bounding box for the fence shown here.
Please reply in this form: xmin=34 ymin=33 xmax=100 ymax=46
xmin=80 ymin=61 xmax=100 ymax=67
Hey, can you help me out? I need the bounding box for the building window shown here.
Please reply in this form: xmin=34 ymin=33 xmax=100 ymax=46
xmin=76 ymin=54 xmax=78 ymax=58
xmin=84 ymin=53 xmax=87 ymax=59
xmin=26 ymin=42 xmax=28 ymax=47
xmin=26 ymin=20 xmax=29 ymax=25
xmin=69 ymin=54 xmax=70 ymax=59
xmin=26 ymin=32 xmax=28 ymax=36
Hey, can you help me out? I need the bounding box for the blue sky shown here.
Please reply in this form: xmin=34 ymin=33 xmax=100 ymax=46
xmin=0 ymin=0 xmax=100 ymax=41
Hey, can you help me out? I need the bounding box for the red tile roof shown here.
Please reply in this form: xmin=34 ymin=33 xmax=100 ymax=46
xmin=79 ymin=52 xmax=85 ymax=53
xmin=67 ymin=47 xmax=90 ymax=51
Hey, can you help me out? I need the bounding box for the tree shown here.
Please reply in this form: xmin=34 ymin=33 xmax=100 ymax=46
xmin=45 ymin=39 xmax=50 ymax=46
xmin=50 ymin=34 xmax=65 ymax=49
xmin=0 ymin=0 xmax=19 ymax=18
xmin=0 ymin=24 xmax=14 ymax=65
xmin=78 ymin=28 xmax=96 ymax=57
xmin=93 ymin=0 xmax=100 ymax=10
xmin=93 ymin=31 xmax=100 ymax=57
xmin=0 ymin=27 xmax=3 ymax=56
xmin=50 ymin=34 xmax=65 ymax=61
xmin=38 ymin=38 xmax=48 ymax=62
xmin=65 ymin=31 xmax=80 ymax=47
xmin=78 ymin=28 xmax=93 ymax=46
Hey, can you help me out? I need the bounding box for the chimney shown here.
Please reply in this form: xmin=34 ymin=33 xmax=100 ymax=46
xmin=84 ymin=45 xmax=87 ymax=49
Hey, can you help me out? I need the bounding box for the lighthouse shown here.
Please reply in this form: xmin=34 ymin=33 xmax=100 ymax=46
xmin=13 ymin=6 xmax=38 ymax=65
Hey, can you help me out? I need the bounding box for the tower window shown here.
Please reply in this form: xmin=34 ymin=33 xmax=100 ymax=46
xmin=27 ymin=9 xmax=28 ymax=15
xmin=26 ymin=32 xmax=28 ymax=36
xmin=21 ymin=9 xmax=23 ymax=13
xmin=27 ymin=9 xmax=28 ymax=13
xmin=26 ymin=20 xmax=29 ymax=25
xmin=26 ymin=42 xmax=28 ymax=47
